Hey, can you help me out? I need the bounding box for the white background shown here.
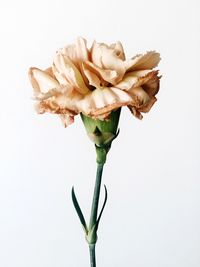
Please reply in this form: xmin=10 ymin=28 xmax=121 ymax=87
xmin=0 ymin=0 xmax=200 ymax=266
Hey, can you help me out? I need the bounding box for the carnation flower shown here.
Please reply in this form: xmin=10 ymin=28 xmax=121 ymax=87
xmin=29 ymin=37 xmax=161 ymax=127
xmin=28 ymin=37 xmax=162 ymax=265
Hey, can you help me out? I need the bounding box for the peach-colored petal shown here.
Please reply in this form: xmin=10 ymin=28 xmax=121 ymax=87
xmin=91 ymin=41 xmax=125 ymax=84
xmin=94 ymin=111 xmax=111 ymax=120
xmin=75 ymin=37 xmax=89 ymax=62
xmin=77 ymin=87 xmax=133 ymax=117
xmin=125 ymin=51 xmax=160 ymax=71
xmin=90 ymin=41 xmax=103 ymax=68
xmin=100 ymin=47 xmax=125 ymax=84
xmin=127 ymin=86 xmax=158 ymax=120
xmin=45 ymin=67 xmax=55 ymax=77
xmin=83 ymin=61 xmax=117 ymax=85
xmin=35 ymin=87 xmax=82 ymax=114
xmin=54 ymin=89 xmax=82 ymax=112
xmin=34 ymin=85 xmax=83 ymax=116
xmin=110 ymin=41 xmax=125 ymax=60
xmin=59 ymin=114 xmax=74 ymax=127
xmin=35 ymin=100 xmax=77 ymax=115
xmin=29 ymin=67 xmax=59 ymax=95
xmin=128 ymin=87 xmax=150 ymax=108
xmin=74 ymin=37 xmax=90 ymax=86
xmin=29 ymin=38 xmax=161 ymax=126
xmin=52 ymin=63 xmax=69 ymax=85
xmin=34 ymin=84 xmax=73 ymax=101
xmin=58 ymin=37 xmax=90 ymax=87
xmin=82 ymin=63 xmax=102 ymax=88
xmin=60 ymin=37 xmax=89 ymax=65
xmin=138 ymin=97 xmax=157 ymax=113
xmin=142 ymin=73 xmax=160 ymax=96
xmin=53 ymin=52 xmax=89 ymax=95
xmin=116 ymin=70 xmax=159 ymax=91
xmin=128 ymin=106 xmax=143 ymax=120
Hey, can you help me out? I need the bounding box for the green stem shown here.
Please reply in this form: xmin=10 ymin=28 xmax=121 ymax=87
xmin=89 ymin=163 xmax=104 ymax=232
xmin=88 ymin=162 xmax=104 ymax=266
xmin=89 ymin=244 xmax=96 ymax=267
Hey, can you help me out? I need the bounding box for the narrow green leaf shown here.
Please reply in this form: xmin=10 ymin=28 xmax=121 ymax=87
xmin=96 ymin=185 xmax=108 ymax=230
xmin=71 ymin=187 xmax=88 ymax=233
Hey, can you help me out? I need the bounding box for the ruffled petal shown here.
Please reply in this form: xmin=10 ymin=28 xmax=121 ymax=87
xmin=116 ymin=70 xmax=159 ymax=91
xmin=52 ymin=63 xmax=69 ymax=85
xmin=75 ymin=37 xmax=89 ymax=62
xmin=54 ymin=89 xmax=82 ymax=112
xmin=35 ymin=100 xmax=78 ymax=116
xmin=58 ymin=37 xmax=90 ymax=86
xmin=90 ymin=41 xmax=103 ymax=68
xmin=128 ymin=86 xmax=150 ymax=108
xmin=138 ymin=97 xmax=157 ymax=113
xmin=35 ymin=89 xmax=82 ymax=118
xmin=82 ymin=62 xmax=102 ymax=88
xmin=53 ymin=52 xmax=89 ymax=95
xmin=59 ymin=114 xmax=74 ymax=127
xmin=29 ymin=38 xmax=161 ymax=127
xmin=128 ymin=87 xmax=158 ymax=120
xmin=100 ymin=47 xmax=125 ymax=84
xmin=142 ymin=73 xmax=160 ymax=96
xmin=128 ymin=106 xmax=143 ymax=120
xmin=91 ymin=41 xmax=125 ymax=84
xmin=125 ymin=51 xmax=160 ymax=71
xmin=83 ymin=61 xmax=117 ymax=85
xmin=77 ymin=87 xmax=133 ymax=117
xmin=29 ymin=67 xmax=59 ymax=95
xmin=58 ymin=37 xmax=89 ymax=66
xmin=110 ymin=41 xmax=125 ymax=60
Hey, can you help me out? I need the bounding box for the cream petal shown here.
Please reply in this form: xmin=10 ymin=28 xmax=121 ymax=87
xmin=53 ymin=52 xmax=89 ymax=95
xmin=29 ymin=67 xmax=59 ymax=95
xmin=125 ymin=51 xmax=161 ymax=71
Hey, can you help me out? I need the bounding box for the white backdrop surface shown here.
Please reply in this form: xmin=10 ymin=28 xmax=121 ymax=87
xmin=0 ymin=0 xmax=200 ymax=266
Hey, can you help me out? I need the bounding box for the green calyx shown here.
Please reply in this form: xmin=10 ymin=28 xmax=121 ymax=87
xmin=81 ymin=109 xmax=121 ymax=164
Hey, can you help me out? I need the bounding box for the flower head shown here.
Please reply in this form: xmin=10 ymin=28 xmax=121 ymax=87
xmin=29 ymin=37 xmax=161 ymax=128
